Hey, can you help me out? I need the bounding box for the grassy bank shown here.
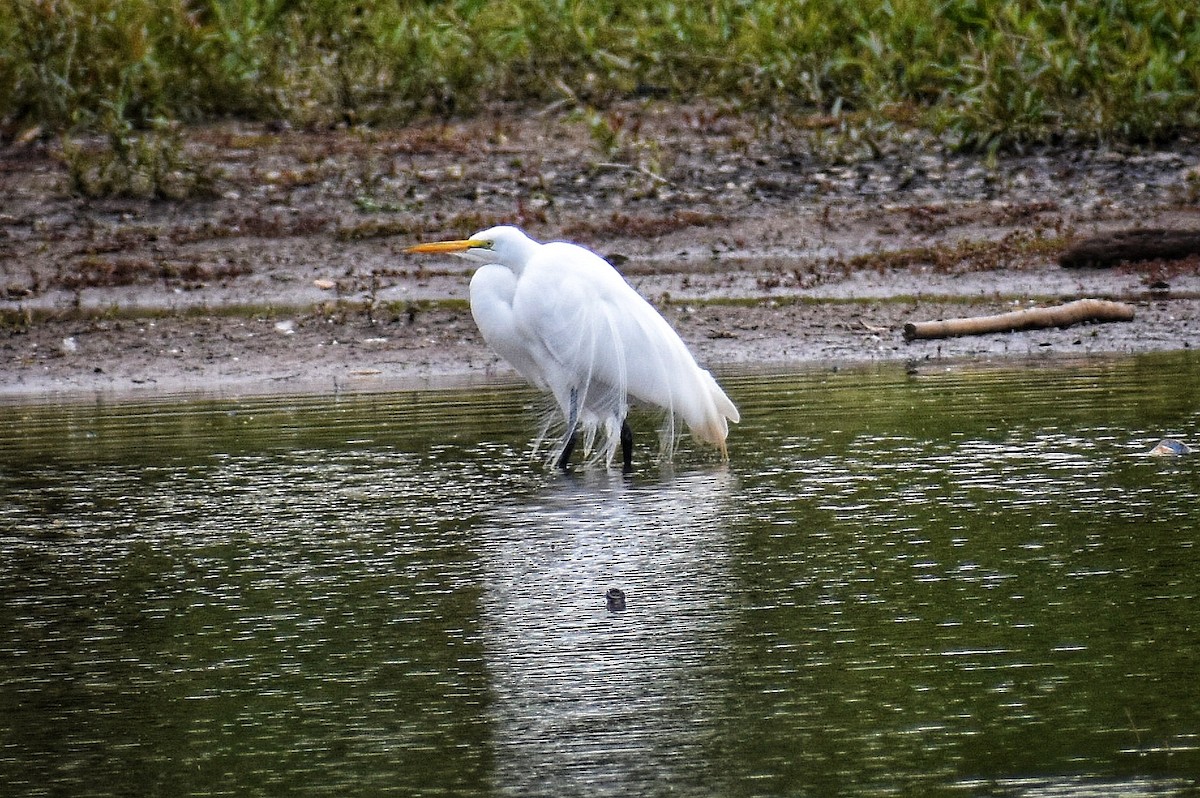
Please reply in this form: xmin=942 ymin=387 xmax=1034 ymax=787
xmin=3 ymin=0 xmax=1198 ymax=147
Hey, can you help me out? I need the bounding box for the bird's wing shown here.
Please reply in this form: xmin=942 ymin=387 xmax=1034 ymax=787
xmin=515 ymin=243 xmax=738 ymax=449
xmin=511 ymin=245 xmax=622 ymax=421
xmin=606 ymin=282 xmax=740 ymax=448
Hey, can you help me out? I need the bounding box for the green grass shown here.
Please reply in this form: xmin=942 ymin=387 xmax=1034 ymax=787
xmin=3 ymin=0 xmax=1198 ymax=147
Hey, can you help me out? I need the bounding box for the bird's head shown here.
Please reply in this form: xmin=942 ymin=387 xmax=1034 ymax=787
xmin=406 ymin=225 xmax=539 ymax=270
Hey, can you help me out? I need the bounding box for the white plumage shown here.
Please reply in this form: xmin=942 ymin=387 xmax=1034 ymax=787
xmin=407 ymin=226 xmax=739 ymax=468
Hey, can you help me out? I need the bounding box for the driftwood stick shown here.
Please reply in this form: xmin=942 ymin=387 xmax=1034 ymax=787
xmin=1059 ymin=228 xmax=1200 ymax=268
xmin=903 ymin=298 xmax=1135 ymax=341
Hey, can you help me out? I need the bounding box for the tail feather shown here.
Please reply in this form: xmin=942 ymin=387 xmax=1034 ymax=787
xmin=679 ymin=368 xmax=739 ymax=453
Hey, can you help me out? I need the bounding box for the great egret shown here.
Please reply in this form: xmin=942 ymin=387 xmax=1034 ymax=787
xmin=406 ymin=225 xmax=739 ymax=470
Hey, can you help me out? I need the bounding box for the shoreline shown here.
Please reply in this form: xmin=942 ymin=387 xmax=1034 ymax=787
xmin=5 ymin=280 xmax=1196 ymax=406
xmin=3 ymin=112 xmax=1199 ymax=406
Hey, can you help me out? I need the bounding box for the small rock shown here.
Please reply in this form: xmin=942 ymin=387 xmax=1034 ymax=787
xmin=606 ymin=588 xmax=626 ymax=612
xmin=274 ymin=320 xmax=296 ymax=335
xmin=1149 ymin=439 xmax=1191 ymax=456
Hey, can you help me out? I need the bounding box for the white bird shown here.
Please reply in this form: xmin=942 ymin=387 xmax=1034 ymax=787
xmin=406 ymin=225 xmax=738 ymax=470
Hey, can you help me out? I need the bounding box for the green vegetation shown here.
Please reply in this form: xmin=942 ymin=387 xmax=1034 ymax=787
xmin=2 ymin=0 xmax=1198 ymax=148
xmin=61 ymin=116 xmax=219 ymax=198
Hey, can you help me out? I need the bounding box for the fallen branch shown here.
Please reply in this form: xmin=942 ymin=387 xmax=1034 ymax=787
xmin=903 ymin=298 xmax=1135 ymax=341
xmin=1059 ymin=228 xmax=1200 ymax=268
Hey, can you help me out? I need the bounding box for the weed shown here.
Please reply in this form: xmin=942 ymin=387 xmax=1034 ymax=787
xmin=52 ymin=255 xmax=251 ymax=290
xmin=1174 ymin=168 xmax=1200 ymax=205
xmin=583 ymin=108 xmax=627 ymax=157
xmin=843 ymin=231 xmax=1064 ymax=274
xmin=336 ymin=219 xmax=418 ymax=241
xmin=61 ymin=113 xmax=219 ymax=200
xmin=564 ymin=210 xmax=727 ymax=240
xmin=3 ymin=0 xmax=1199 ymax=148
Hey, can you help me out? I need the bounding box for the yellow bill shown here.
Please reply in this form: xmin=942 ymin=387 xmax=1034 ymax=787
xmin=404 ymin=239 xmax=484 ymax=254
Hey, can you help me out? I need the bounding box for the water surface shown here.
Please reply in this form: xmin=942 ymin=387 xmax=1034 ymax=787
xmin=2 ymin=352 xmax=1199 ymax=796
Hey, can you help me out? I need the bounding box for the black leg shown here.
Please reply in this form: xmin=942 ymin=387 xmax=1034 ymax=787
xmin=557 ymin=431 xmax=578 ymax=469
xmin=620 ymin=419 xmax=633 ymax=473
xmin=557 ymin=387 xmax=579 ymax=470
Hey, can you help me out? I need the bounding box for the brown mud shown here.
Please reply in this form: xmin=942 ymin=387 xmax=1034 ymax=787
xmin=3 ymin=104 xmax=1199 ymax=403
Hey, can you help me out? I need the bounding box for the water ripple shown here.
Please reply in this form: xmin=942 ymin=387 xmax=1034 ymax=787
xmin=2 ymin=354 xmax=1199 ymax=796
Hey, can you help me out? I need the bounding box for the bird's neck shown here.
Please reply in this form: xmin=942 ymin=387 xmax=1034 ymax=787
xmin=502 ymin=239 xmax=542 ymax=276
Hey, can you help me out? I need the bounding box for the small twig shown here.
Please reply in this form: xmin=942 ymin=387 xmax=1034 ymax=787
xmin=1125 ymin=708 xmax=1142 ymax=748
xmin=593 ymin=161 xmax=670 ymax=185
xmin=535 ymin=97 xmax=573 ymax=118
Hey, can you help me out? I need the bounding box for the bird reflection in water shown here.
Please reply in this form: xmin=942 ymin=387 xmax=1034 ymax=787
xmin=479 ymin=468 xmax=737 ymax=795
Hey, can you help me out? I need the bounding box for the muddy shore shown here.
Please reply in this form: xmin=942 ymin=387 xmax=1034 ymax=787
xmin=3 ymin=106 xmax=1199 ymax=403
